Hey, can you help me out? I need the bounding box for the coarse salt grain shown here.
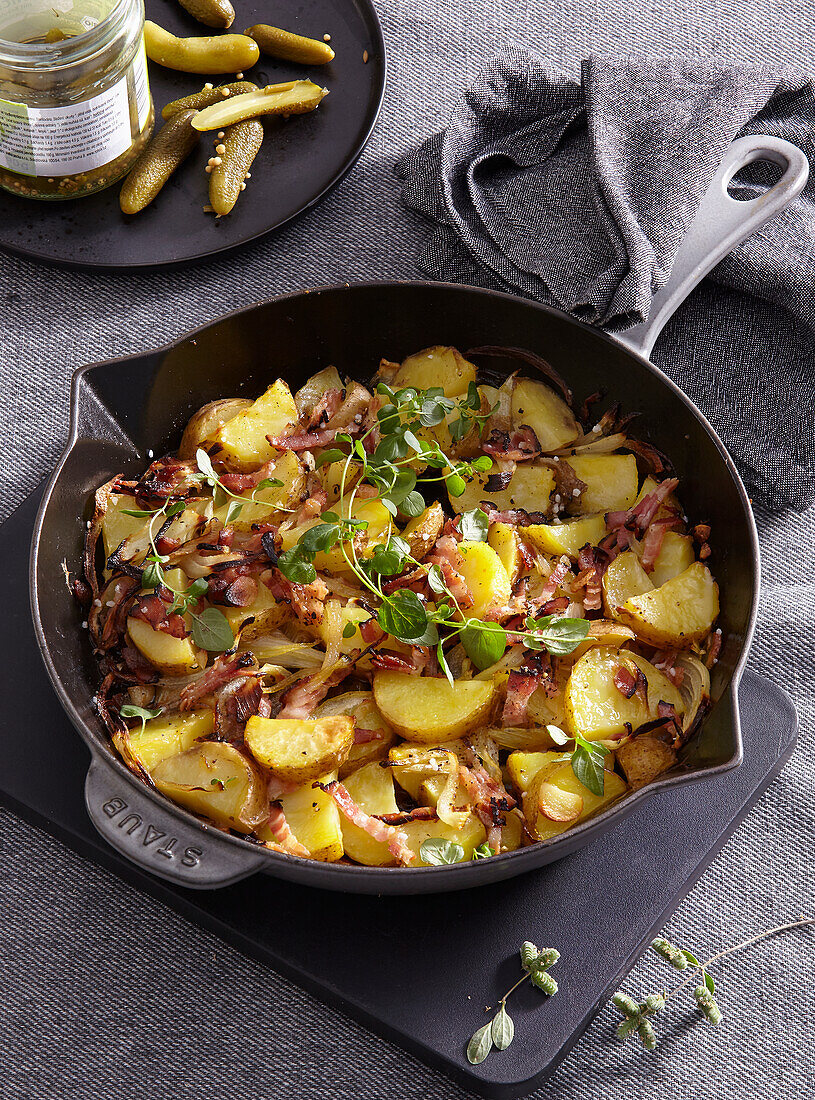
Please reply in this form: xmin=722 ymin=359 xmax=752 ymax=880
xmin=572 ymin=488 xmax=580 ymax=497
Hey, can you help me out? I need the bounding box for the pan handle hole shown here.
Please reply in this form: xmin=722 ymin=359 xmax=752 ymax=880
xmin=727 ymin=157 xmax=785 ymax=200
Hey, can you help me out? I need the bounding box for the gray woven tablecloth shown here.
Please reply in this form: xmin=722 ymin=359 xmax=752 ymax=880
xmin=1 ymin=3 xmax=814 ymax=1098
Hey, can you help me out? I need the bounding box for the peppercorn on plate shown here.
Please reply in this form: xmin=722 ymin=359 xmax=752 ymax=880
xmin=77 ymin=345 xmax=721 ymax=868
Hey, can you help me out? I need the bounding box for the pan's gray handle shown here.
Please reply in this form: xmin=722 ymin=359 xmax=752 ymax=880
xmin=616 ymin=135 xmax=809 ymax=358
xmin=85 ymin=754 xmax=267 ymax=890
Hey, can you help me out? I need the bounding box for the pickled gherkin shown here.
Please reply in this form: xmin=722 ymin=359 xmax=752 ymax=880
xmin=144 ymin=20 xmax=259 ymax=74
xmin=119 ymin=110 xmax=199 ymax=215
xmin=209 ymin=119 xmax=264 ymax=215
xmin=162 ymin=81 xmax=258 ymax=120
xmin=192 ymin=80 xmax=328 ymax=130
xmin=177 ymin=0 xmax=235 ymax=30
xmin=245 ymin=24 xmax=335 ymax=65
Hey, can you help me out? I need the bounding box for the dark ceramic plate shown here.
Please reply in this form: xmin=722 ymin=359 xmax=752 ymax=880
xmin=0 ymin=0 xmax=385 ymax=270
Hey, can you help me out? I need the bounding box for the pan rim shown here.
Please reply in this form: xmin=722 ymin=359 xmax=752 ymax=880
xmin=29 ymin=279 xmax=758 ymax=885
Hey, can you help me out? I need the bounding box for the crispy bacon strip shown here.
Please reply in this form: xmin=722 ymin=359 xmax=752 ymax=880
xmin=353 ymin=727 xmax=385 ymax=744
xmin=375 ymin=806 xmax=438 ymax=825
xmin=179 ymin=652 xmax=257 ymax=711
xmin=614 ymin=666 xmax=637 ymax=698
xmin=277 ymin=662 xmax=354 ymax=720
xmin=266 ymin=805 xmax=311 ymax=858
xmin=318 ymin=781 xmax=415 ymax=864
xmin=219 ymin=458 xmax=284 ymax=495
xmin=532 ymin=555 xmax=571 ymax=607
xmin=135 ymin=456 xmax=200 ymax=501
xmin=129 ymin=594 xmax=189 ymax=639
xmin=502 ymin=652 xmax=552 ymax=726
xmin=303 ymin=387 xmax=344 ymax=431
xmin=606 ymin=478 xmax=679 ymax=537
xmin=482 ymin=426 xmax=542 ymax=462
xmin=267 ymin=428 xmax=338 ymax=451
xmin=427 ymin=535 xmax=473 ymax=608
xmin=264 ymin=569 xmax=328 ymax=627
xmin=575 ymin=545 xmax=606 ymax=612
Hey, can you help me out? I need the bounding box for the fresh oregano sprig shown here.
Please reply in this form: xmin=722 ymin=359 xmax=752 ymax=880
xmin=612 ymin=915 xmax=815 ymax=1050
xmin=467 ymin=942 xmax=561 ymax=1064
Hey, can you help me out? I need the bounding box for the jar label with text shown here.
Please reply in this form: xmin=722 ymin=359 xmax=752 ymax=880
xmin=0 ymin=41 xmax=149 ymax=178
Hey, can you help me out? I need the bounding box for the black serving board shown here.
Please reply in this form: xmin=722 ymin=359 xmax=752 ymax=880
xmin=0 ymin=0 xmax=385 ymax=270
xmin=2 ymin=488 xmax=796 ymax=1098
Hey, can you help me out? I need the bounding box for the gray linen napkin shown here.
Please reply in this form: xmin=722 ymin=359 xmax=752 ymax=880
xmin=395 ymin=52 xmax=815 ymax=509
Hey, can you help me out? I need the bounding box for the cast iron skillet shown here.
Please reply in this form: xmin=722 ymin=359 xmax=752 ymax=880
xmin=30 ymin=135 xmax=808 ymax=894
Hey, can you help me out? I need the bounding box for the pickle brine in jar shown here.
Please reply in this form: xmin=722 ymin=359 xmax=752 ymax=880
xmin=0 ymin=0 xmax=154 ymax=199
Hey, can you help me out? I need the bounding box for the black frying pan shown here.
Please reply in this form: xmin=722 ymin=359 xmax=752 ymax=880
xmin=29 ymin=135 xmax=808 ymax=894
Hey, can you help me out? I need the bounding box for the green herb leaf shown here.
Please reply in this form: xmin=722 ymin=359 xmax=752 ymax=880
xmin=255 ymin=477 xmax=284 ymax=490
xmin=195 ymin=448 xmax=217 ymax=483
xmin=491 ymin=1005 xmax=514 ymax=1050
xmin=142 ymin=559 xmax=164 ymax=589
xmin=298 ymin=523 xmax=340 ymax=556
xmin=437 ymin=640 xmax=454 ymax=687
xmin=520 ymin=941 xmax=541 ymax=971
xmin=225 ymin=500 xmax=243 ymax=524
xmin=419 ymin=837 xmax=465 ymax=865
xmin=704 ymin=971 xmax=716 ymax=995
xmin=399 ymin=490 xmax=426 ymax=517
xmin=460 ymin=621 xmax=507 ymax=671
xmin=446 ymin=472 xmax=467 ymax=497
xmin=467 ymin=1022 xmax=493 ymax=1065
xmin=426 ymin=564 xmax=447 ymax=595
xmin=385 ymin=468 xmax=417 ymax=507
xmin=277 ymin=548 xmax=317 ymax=585
xmin=470 ymin=454 xmax=493 ymax=472
xmin=342 ymin=621 xmax=358 ymax=639
xmin=526 ymin=614 xmax=590 ymax=655
xmin=377 ymin=590 xmax=428 ymax=641
xmin=165 ymin=501 xmax=187 ymax=518
xmin=471 ymin=843 xmax=494 ymax=861
xmin=120 ymin=507 xmax=157 ymax=518
xmin=315 ymin=449 xmax=347 ymax=468
xmin=119 ymin=704 xmax=163 ymax=722
xmin=682 ymin=949 xmax=700 ymax=968
xmin=459 ymin=508 xmax=489 ymax=543
xmin=570 ymin=735 xmax=609 ymax=796
xmin=191 ymin=607 xmax=235 ymax=652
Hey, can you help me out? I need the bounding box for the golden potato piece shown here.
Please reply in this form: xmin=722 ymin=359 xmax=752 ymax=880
xmin=401 ymin=502 xmax=444 ymax=561
xmin=401 ymin=814 xmax=487 ymax=864
xmin=213 ymin=450 xmax=305 ymax=529
xmin=214 ymin=379 xmax=298 ymax=471
xmin=244 ymin=714 xmax=354 ymax=784
xmin=566 ymin=454 xmax=639 ymax=514
xmin=373 ymin=673 xmax=495 ymax=743
xmin=280 ymin=773 xmax=344 ymax=861
xmin=525 ymin=513 xmax=607 ymax=559
xmin=125 ymin=708 xmax=214 ymax=771
xmin=648 ymin=531 xmax=695 ymax=587
xmin=126 ymin=616 xmax=204 ymax=676
xmin=537 ymin=781 xmax=584 ymax=822
xmin=178 ymin=398 xmax=252 ymax=458
xmin=450 ymin=463 xmax=555 ymax=515
xmin=314 ymin=690 xmax=396 ymax=777
xmin=616 ymin=736 xmax=678 ymax=790
xmin=393 ymin=346 xmax=476 ymax=398
xmin=456 ymin=540 xmax=511 ymax=620
xmin=506 ymin=750 xmax=571 ymax=795
xmin=564 ymin=647 xmax=684 ymax=740
xmin=151 ymin=742 xmax=267 ymax=833
xmin=387 ymin=742 xmax=464 ymax=799
xmin=527 ymin=759 xmax=627 ymax=841
xmin=340 ymin=762 xmax=400 ymax=866
xmin=101 ymin=495 xmax=152 ymax=561
xmin=487 ymin=521 xmax=522 ymax=583
xmin=222 ymin=581 xmax=288 ymax=640
xmin=511 ymin=376 xmax=579 ymax=451
xmin=602 ymin=551 xmax=653 ymax=618
xmin=617 ymin=562 xmax=719 ymax=648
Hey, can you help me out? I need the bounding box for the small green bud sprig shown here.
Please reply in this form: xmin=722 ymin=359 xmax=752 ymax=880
xmin=467 ymin=942 xmax=561 ymax=1064
xmin=612 ymin=914 xmax=815 ymax=1050
xmin=273 ymin=381 xmax=590 ymax=676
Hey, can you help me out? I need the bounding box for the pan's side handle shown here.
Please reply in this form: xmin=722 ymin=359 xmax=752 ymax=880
xmin=615 ymin=135 xmax=809 ymax=359
xmin=85 ymin=753 xmax=267 ymax=890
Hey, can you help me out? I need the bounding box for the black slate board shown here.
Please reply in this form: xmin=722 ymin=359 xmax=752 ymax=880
xmin=1 ymin=489 xmax=796 ymax=1098
xmin=0 ymin=0 xmax=385 ymax=270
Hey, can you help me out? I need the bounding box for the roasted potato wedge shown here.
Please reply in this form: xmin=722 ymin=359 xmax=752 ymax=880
xmin=647 ymin=531 xmax=696 ymax=587
xmin=280 ymin=772 xmax=344 ymax=861
xmin=340 ymin=762 xmax=400 ymax=866
xmin=401 ymin=502 xmax=444 ymax=561
xmin=456 ymin=540 xmax=512 ymax=620
xmin=124 ymin=708 xmax=214 ymax=771
xmin=616 ymin=735 xmax=678 ymax=789
xmin=151 ymin=742 xmax=267 ymax=832
xmin=126 ymin=615 xmax=204 ymax=676
xmin=616 ymin=562 xmax=719 ymax=647
xmin=213 ymin=450 xmax=305 ymax=529
xmin=178 ymin=397 xmax=252 ymax=458
xmin=374 ymin=673 xmax=495 ymax=743
xmin=244 ymin=714 xmax=354 ymax=784
xmin=510 ymin=376 xmax=580 ymax=451
xmin=602 ymin=551 xmax=654 ymax=617
xmin=314 ymin=690 xmax=396 ymax=777
xmin=101 ymin=494 xmax=152 ymax=561
xmin=487 ymin=521 xmax=523 ymax=582
xmin=402 ymin=814 xmax=488 ymax=864
xmin=213 ymin=379 xmax=298 ymax=470
xmin=565 ymin=454 xmax=638 ymax=514
xmin=525 ymin=512 xmax=607 ymax=559
xmin=526 ymin=759 xmax=627 ymax=841
xmin=450 ymin=462 xmax=555 ymax=515
xmin=392 ymin=346 xmax=476 ymax=398
xmin=564 ymin=646 xmax=684 ymax=740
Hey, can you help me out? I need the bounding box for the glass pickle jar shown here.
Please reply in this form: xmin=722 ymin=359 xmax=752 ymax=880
xmin=0 ymin=0 xmax=154 ymax=200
